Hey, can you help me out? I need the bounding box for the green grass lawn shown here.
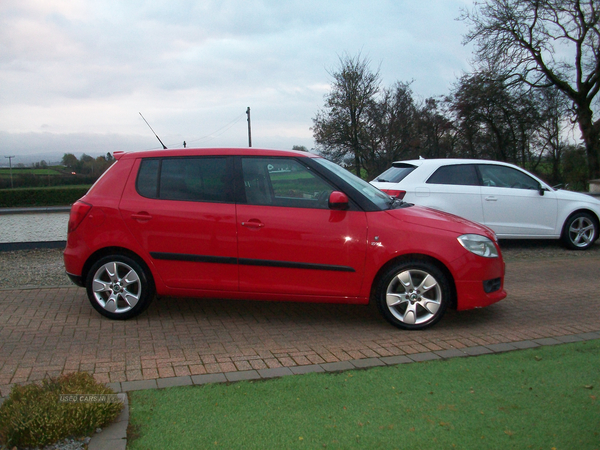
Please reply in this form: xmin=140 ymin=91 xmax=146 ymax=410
xmin=128 ymin=340 xmax=600 ymax=449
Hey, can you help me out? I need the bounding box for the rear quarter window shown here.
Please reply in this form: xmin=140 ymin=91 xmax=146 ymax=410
xmin=427 ymin=164 xmax=479 ymax=186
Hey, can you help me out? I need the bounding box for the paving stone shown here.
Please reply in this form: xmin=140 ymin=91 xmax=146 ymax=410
xmin=88 ymin=395 xmax=128 ymax=450
xmin=224 ymin=370 xmax=261 ymax=382
xmin=555 ymin=334 xmax=584 ymax=343
xmin=289 ymin=365 xmax=326 ymax=375
xmin=511 ymin=340 xmax=540 ymax=349
xmin=191 ymin=373 xmax=227 ymax=385
xmin=106 ymin=382 xmax=122 ymax=393
xmin=120 ymin=379 xmax=158 ymax=392
xmin=434 ymin=349 xmax=468 ymax=359
xmin=533 ymin=337 xmax=563 ymax=346
xmin=485 ymin=343 xmax=518 ymax=353
xmin=408 ymin=352 xmax=442 ymax=362
xmin=157 ymin=376 xmax=193 ymax=389
xmin=574 ymin=332 xmax=600 ymax=341
xmin=320 ymin=361 xmax=356 ymax=372
xmin=462 ymin=346 xmax=494 ymax=356
xmin=258 ymin=367 xmax=294 ymax=379
xmin=350 ymin=358 xmax=385 ymax=368
xmin=380 ymin=355 xmax=413 ymax=365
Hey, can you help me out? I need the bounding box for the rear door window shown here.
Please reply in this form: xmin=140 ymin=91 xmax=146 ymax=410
xmin=136 ymin=157 xmax=233 ymax=202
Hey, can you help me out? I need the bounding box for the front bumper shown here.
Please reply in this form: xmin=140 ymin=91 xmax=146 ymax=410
xmin=450 ymin=253 xmax=506 ymax=311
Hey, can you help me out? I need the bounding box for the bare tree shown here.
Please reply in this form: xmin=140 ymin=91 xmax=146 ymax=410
xmin=312 ymin=54 xmax=380 ymax=175
xmin=449 ymin=72 xmax=541 ymax=165
xmin=414 ymin=97 xmax=457 ymax=159
xmin=533 ymin=86 xmax=574 ymax=183
xmin=461 ymin=0 xmax=600 ymax=180
xmin=362 ymin=82 xmax=418 ymax=176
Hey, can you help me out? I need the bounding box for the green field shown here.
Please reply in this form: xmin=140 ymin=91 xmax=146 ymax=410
xmin=0 ymin=184 xmax=90 ymax=191
xmin=0 ymin=168 xmax=63 ymax=176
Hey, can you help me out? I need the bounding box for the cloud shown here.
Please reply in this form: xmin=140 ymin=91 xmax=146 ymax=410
xmin=0 ymin=0 xmax=476 ymax=157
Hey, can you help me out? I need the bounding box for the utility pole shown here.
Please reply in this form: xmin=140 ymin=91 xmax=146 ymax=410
xmin=246 ymin=107 xmax=252 ymax=147
xmin=4 ymin=156 xmax=15 ymax=188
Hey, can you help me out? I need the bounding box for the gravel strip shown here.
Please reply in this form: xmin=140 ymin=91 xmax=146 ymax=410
xmin=0 ymin=248 xmax=72 ymax=289
xmin=0 ymin=240 xmax=598 ymax=290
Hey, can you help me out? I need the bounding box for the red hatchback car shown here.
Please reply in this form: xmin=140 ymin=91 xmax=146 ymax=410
xmin=64 ymin=148 xmax=506 ymax=330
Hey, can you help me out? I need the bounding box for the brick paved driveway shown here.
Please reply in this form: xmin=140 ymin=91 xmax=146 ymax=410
xmin=1 ymin=256 xmax=599 ymax=396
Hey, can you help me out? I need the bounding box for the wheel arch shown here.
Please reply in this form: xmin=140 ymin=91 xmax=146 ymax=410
xmin=369 ymin=253 xmax=457 ymax=309
xmin=82 ymin=246 xmax=156 ymax=291
xmin=560 ymin=208 xmax=600 ymax=242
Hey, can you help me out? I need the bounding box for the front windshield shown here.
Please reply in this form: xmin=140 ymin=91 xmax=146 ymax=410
xmin=314 ymin=158 xmax=392 ymax=209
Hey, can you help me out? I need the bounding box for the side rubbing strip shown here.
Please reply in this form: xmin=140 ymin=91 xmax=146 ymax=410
xmin=150 ymin=252 xmax=355 ymax=272
xmin=150 ymin=252 xmax=237 ymax=265
xmin=238 ymin=258 xmax=355 ymax=272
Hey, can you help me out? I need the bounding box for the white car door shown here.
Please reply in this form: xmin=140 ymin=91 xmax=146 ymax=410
xmin=478 ymin=164 xmax=558 ymax=236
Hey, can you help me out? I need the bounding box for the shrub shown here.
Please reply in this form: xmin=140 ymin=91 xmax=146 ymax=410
xmin=0 ymin=372 xmax=124 ymax=448
xmin=0 ymin=186 xmax=90 ymax=207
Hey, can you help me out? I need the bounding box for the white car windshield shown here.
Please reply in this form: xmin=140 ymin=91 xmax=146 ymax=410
xmin=314 ymin=158 xmax=393 ymax=209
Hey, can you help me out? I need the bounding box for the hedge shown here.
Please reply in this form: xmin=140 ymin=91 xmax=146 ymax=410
xmin=0 ymin=186 xmax=90 ymax=208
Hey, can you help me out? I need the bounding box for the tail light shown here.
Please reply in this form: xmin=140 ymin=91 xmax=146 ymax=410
xmin=68 ymin=201 xmax=92 ymax=233
xmin=382 ymin=189 xmax=406 ymax=199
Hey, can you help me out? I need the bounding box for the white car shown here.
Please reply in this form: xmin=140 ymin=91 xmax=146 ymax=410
xmin=371 ymin=159 xmax=600 ymax=250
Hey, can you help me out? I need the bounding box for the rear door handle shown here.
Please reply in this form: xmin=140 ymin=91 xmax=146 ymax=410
xmin=131 ymin=212 xmax=153 ymax=221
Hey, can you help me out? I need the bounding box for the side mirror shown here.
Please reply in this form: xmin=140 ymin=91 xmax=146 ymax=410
xmin=329 ymin=191 xmax=349 ymax=210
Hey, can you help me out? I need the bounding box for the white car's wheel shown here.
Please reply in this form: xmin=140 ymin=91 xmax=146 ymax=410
xmin=561 ymin=212 xmax=598 ymax=250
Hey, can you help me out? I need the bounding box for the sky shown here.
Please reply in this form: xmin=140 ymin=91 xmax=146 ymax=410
xmin=0 ymin=0 xmax=476 ymax=165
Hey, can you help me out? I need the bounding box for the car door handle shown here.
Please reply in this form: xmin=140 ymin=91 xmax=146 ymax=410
xmin=241 ymin=221 xmax=264 ymax=228
xmin=485 ymin=196 xmax=498 ymax=202
xmin=131 ymin=212 xmax=153 ymax=221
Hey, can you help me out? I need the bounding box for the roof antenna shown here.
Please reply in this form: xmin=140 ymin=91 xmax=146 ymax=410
xmin=139 ymin=112 xmax=167 ymax=149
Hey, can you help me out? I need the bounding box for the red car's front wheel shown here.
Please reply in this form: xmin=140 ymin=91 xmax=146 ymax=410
xmin=375 ymin=260 xmax=451 ymax=330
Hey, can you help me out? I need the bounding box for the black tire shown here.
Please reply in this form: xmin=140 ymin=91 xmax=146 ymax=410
xmin=85 ymin=254 xmax=155 ymax=320
xmin=561 ymin=212 xmax=598 ymax=250
xmin=374 ymin=260 xmax=451 ymax=330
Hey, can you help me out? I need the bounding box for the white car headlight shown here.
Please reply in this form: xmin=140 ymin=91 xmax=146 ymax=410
xmin=457 ymin=234 xmax=499 ymax=258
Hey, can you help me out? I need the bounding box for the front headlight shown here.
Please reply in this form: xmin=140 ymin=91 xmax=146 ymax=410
xmin=457 ymin=234 xmax=499 ymax=258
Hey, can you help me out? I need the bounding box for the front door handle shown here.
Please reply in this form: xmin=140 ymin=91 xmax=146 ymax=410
xmin=485 ymin=196 xmax=498 ymax=202
xmin=241 ymin=220 xmax=264 ymax=229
